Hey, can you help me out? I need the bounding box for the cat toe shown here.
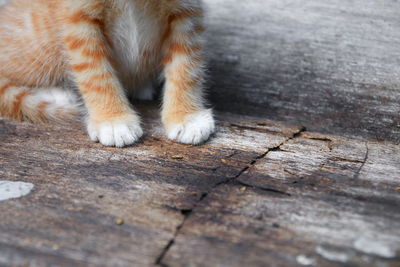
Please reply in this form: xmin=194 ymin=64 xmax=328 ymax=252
xmin=87 ymin=122 xmax=99 ymax=142
xmin=166 ymin=109 xmax=215 ymax=145
xmin=87 ymin=116 xmax=143 ymax=147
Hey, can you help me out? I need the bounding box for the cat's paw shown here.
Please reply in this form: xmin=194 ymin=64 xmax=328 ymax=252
xmin=87 ymin=114 xmax=143 ymax=147
xmin=165 ymin=109 xmax=215 ymax=145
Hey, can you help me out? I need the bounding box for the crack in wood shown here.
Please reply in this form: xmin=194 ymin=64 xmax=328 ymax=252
xmin=283 ymin=168 xmax=298 ymax=177
xmin=227 ymin=123 xmax=287 ymax=136
xmin=332 ymin=156 xmax=365 ymax=164
xmin=155 ymin=193 xmax=208 ymax=267
xmin=353 ymin=142 xmax=369 ymax=180
xmin=307 ymin=137 xmax=334 ymax=151
xmin=226 ymin=150 xmax=239 ymax=159
xmin=155 ymin=126 xmax=306 ymax=266
xmin=235 ymin=180 xmax=291 ymax=197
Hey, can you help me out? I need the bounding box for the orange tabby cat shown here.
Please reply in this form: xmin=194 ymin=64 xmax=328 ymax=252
xmin=0 ymin=0 xmax=215 ymax=147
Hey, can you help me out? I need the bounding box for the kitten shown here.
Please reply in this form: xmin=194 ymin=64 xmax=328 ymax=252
xmin=0 ymin=0 xmax=215 ymax=147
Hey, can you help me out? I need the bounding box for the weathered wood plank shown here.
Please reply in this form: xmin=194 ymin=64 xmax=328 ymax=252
xmin=1 ymin=1 xmax=399 ymax=265
xmin=162 ymin=132 xmax=400 ymax=266
xmin=0 ymin=105 xmax=301 ymax=266
xmin=204 ymin=0 xmax=400 ymax=143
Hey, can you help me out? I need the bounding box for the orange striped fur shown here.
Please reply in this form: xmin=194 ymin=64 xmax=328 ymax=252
xmin=0 ymin=0 xmax=215 ymax=147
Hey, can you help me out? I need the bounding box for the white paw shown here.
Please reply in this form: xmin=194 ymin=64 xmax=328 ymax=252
xmin=87 ymin=115 xmax=143 ymax=147
xmin=166 ymin=109 xmax=215 ymax=145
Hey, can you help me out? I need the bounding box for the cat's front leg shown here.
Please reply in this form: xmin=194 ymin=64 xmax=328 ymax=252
xmin=63 ymin=1 xmax=142 ymax=147
xmin=161 ymin=7 xmax=215 ymax=145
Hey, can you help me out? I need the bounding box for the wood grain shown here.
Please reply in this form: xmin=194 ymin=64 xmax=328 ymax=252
xmin=0 ymin=105 xmax=302 ymax=266
xmin=203 ymin=0 xmax=400 ymax=143
xmin=1 ymin=105 xmax=399 ymax=266
xmin=162 ymin=132 xmax=400 ymax=267
xmin=0 ymin=1 xmax=399 ymax=266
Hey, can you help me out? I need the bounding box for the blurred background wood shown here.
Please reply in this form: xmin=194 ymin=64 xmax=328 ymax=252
xmin=204 ymin=0 xmax=400 ymax=143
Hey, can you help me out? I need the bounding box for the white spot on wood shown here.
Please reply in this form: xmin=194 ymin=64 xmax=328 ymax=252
xmin=0 ymin=181 xmax=34 ymax=201
xmin=316 ymin=246 xmax=350 ymax=263
xmin=354 ymin=237 xmax=397 ymax=259
xmin=296 ymin=254 xmax=316 ymax=266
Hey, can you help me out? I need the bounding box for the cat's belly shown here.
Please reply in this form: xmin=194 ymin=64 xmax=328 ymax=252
xmin=109 ymin=2 xmax=163 ymax=93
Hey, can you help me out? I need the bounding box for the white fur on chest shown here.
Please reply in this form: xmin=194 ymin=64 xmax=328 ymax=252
xmin=110 ymin=1 xmax=163 ymax=91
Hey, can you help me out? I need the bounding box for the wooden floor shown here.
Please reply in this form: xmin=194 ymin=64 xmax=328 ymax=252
xmin=1 ymin=105 xmax=399 ymax=267
xmin=0 ymin=0 xmax=399 ymax=265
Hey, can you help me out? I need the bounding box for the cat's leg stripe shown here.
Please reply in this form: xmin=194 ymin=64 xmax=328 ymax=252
xmin=11 ymin=90 xmax=30 ymax=119
xmin=68 ymin=11 xmax=104 ymax=28
xmin=0 ymin=82 xmax=13 ymax=96
xmin=72 ymin=63 xmax=96 ymax=72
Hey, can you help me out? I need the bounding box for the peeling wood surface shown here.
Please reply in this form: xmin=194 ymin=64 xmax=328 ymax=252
xmin=163 ymin=131 xmax=400 ymax=266
xmin=0 ymin=105 xmax=301 ymax=266
xmin=1 ymin=105 xmax=399 ymax=266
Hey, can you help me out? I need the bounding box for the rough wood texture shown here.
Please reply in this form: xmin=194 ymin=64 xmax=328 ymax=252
xmin=163 ymin=132 xmax=400 ymax=266
xmin=0 ymin=105 xmax=303 ymax=266
xmin=1 ymin=105 xmax=399 ymax=266
xmin=1 ymin=1 xmax=399 ymax=266
xmin=204 ymin=0 xmax=400 ymax=143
